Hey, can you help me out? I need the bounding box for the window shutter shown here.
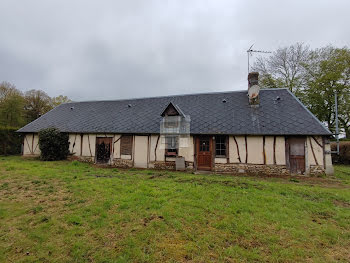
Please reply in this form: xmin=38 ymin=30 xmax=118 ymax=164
xmin=120 ymin=135 xmax=133 ymax=155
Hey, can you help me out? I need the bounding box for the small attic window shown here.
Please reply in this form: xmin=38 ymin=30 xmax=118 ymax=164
xmin=162 ymin=103 xmax=180 ymax=116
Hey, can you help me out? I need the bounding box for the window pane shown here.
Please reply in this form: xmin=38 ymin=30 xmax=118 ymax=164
xmin=215 ymin=136 xmax=226 ymax=156
xmin=165 ymin=136 xmax=178 ymax=156
xmin=199 ymin=139 xmax=209 ymax=152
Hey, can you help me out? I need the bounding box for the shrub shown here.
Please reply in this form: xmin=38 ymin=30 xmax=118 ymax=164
xmin=331 ymin=141 xmax=350 ymax=165
xmin=38 ymin=128 xmax=69 ymax=161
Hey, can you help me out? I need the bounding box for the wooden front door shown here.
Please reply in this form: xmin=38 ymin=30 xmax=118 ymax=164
xmin=286 ymin=137 xmax=305 ymax=174
xmin=96 ymin=137 xmax=112 ymax=163
xmin=196 ymin=136 xmax=213 ymax=171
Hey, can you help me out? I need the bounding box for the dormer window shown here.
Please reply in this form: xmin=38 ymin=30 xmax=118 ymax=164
xmin=160 ymin=102 xmax=191 ymax=158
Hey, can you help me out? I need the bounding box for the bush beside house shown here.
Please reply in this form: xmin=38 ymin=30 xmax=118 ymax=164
xmin=38 ymin=128 xmax=69 ymax=161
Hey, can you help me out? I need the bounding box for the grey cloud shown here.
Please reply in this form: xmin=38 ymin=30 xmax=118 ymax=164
xmin=0 ymin=0 xmax=349 ymax=101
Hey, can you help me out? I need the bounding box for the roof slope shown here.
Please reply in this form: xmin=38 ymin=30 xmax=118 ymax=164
xmin=17 ymin=89 xmax=331 ymax=136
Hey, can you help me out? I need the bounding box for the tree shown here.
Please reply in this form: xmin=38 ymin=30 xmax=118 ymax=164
xmin=51 ymin=95 xmax=72 ymax=107
xmin=340 ymin=95 xmax=350 ymax=138
xmin=253 ymin=43 xmax=310 ymax=96
xmin=24 ymin=90 xmax=53 ymax=122
xmin=254 ymin=43 xmax=350 ymax=138
xmin=302 ymin=46 xmax=350 ymax=136
xmin=0 ymin=82 xmax=25 ymax=127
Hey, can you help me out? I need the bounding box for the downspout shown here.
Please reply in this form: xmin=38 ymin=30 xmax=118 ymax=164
xmin=331 ymin=91 xmax=340 ymax=155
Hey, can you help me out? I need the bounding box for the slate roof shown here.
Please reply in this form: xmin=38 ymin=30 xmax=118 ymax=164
xmin=17 ymin=88 xmax=331 ymax=136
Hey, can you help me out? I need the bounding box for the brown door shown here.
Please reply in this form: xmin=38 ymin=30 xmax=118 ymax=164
xmin=196 ymin=136 xmax=212 ymax=171
xmin=286 ymin=137 xmax=305 ymax=174
xmin=96 ymin=137 xmax=112 ymax=163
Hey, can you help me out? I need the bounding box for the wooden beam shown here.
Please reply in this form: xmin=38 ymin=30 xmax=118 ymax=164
xmin=285 ymin=137 xmax=290 ymax=170
xmin=273 ymin=136 xmax=276 ymax=165
xmin=31 ymin=133 xmax=34 ymax=154
xmin=309 ymin=137 xmax=318 ymax=165
xmin=226 ymin=136 xmax=229 ymax=163
xmin=111 ymin=134 xmax=115 ymax=161
xmin=25 ymin=135 xmax=32 ymax=154
xmin=311 ymin=136 xmax=323 ymax=148
xmin=132 ymin=135 xmax=135 ymax=167
xmin=71 ymin=133 xmax=77 ymax=153
xmin=87 ymin=134 xmax=92 ymax=157
xmin=147 ymin=135 xmax=150 ymax=168
xmin=322 ymin=137 xmax=326 ymax=169
xmin=212 ymin=136 xmax=215 ymax=171
xmin=194 ymin=136 xmax=197 ymax=171
xmin=33 ymin=142 xmax=39 ymax=154
xmin=80 ymin=134 xmax=83 ymax=156
xmin=245 ymin=135 xmax=248 ymax=163
xmin=113 ymin=135 xmax=122 ymax=144
xmin=233 ymin=136 xmax=241 ymax=163
xmin=154 ymin=135 xmax=160 ymax=162
xmin=263 ymin=136 xmax=266 ymax=165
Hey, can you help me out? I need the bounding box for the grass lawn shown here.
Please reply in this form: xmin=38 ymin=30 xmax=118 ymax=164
xmin=0 ymin=157 xmax=349 ymax=262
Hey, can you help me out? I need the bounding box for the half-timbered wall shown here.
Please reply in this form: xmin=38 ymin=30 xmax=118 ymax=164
xmin=68 ymin=134 xmax=82 ymax=156
xmin=22 ymin=133 xmax=329 ymax=175
xmin=23 ymin=133 xmax=40 ymax=155
xmin=306 ymin=136 xmax=324 ymax=166
xmin=228 ymin=136 xmax=286 ymax=165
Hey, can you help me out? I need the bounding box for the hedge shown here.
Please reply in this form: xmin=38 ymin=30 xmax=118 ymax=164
xmin=0 ymin=127 xmax=22 ymax=155
xmin=331 ymin=141 xmax=350 ymax=165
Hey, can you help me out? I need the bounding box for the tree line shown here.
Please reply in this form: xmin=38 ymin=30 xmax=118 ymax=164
xmin=253 ymin=43 xmax=350 ymax=138
xmin=0 ymin=81 xmax=71 ymax=129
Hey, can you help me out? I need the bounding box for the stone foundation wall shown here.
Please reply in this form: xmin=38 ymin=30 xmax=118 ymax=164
xmin=309 ymin=165 xmax=326 ymax=176
xmin=152 ymin=161 xmax=194 ymax=171
xmin=77 ymin=156 xmax=94 ymax=163
xmin=186 ymin=162 xmax=194 ymax=170
xmin=214 ymin=163 xmax=326 ymax=176
xmin=70 ymin=156 xmax=325 ymax=176
xmin=214 ymin=163 xmax=289 ymax=176
xmin=113 ymin=159 xmax=133 ymax=168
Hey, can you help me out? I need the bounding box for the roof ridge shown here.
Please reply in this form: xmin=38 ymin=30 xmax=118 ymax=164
xmin=68 ymin=88 xmax=289 ymax=104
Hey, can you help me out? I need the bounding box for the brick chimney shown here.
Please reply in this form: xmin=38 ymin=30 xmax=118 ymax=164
xmin=248 ymin=72 xmax=260 ymax=105
xmin=248 ymin=72 xmax=259 ymax=87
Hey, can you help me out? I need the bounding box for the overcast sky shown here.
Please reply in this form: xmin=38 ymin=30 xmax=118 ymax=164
xmin=1 ymin=0 xmax=349 ymax=101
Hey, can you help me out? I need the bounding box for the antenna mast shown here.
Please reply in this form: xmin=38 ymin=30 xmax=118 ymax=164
xmin=247 ymin=44 xmax=272 ymax=73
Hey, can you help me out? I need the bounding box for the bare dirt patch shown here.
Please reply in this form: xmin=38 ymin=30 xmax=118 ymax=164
xmin=142 ymin=214 xmax=164 ymax=226
xmin=333 ymin=199 xmax=350 ymax=208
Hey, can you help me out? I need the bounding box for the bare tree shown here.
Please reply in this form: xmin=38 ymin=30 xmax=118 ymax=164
xmin=252 ymin=43 xmax=310 ymax=95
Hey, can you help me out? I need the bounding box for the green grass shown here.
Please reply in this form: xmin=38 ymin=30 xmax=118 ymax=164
xmin=0 ymin=156 xmax=349 ymax=262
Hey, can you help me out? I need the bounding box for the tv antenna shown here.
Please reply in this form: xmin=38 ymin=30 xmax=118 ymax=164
xmin=247 ymin=44 xmax=272 ymax=73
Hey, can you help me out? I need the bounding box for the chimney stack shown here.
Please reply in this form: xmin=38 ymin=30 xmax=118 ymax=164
xmin=248 ymin=72 xmax=260 ymax=105
xmin=248 ymin=72 xmax=259 ymax=88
